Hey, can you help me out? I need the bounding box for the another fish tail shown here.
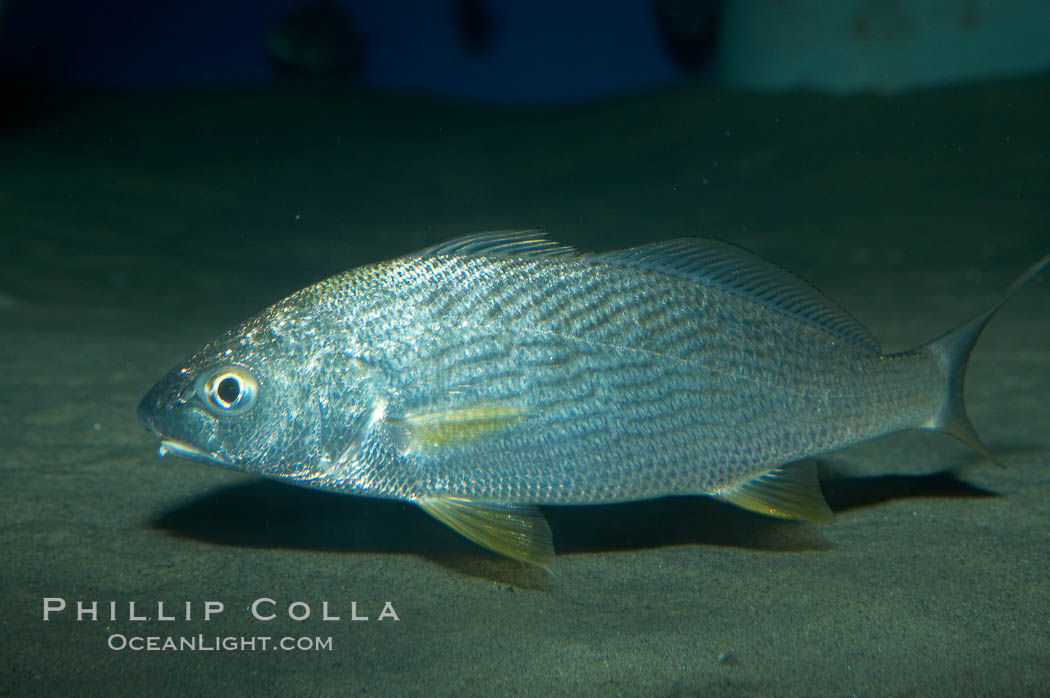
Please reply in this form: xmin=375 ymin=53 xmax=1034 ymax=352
xmin=918 ymin=253 xmax=1050 ymax=461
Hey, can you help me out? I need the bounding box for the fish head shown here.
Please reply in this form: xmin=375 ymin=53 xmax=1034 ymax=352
xmin=137 ymin=309 xmax=387 ymax=483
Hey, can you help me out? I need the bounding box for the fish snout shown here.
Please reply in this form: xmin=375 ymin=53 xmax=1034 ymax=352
xmin=137 ymin=374 xmax=193 ymax=435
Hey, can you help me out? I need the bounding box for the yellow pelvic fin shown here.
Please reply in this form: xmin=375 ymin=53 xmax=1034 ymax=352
xmin=417 ymin=495 xmax=554 ymax=571
xmin=716 ymin=461 xmax=833 ymax=523
xmin=397 ymin=407 xmax=527 ymax=452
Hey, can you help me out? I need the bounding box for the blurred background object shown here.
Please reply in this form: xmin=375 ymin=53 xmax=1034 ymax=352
xmin=0 ymin=0 xmax=685 ymax=102
xmin=267 ymin=0 xmax=367 ymax=79
xmin=653 ymin=0 xmax=723 ymax=74
xmin=716 ymin=0 xmax=1050 ymax=93
xmin=0 ymin=0 xmax=1047 ymax=103
xmin=455 ymin=0 xmax=497 ymax=56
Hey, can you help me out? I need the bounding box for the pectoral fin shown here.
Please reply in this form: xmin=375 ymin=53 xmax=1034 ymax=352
xmin=395 ymin=407 xmax=528 ymax=453
xmin=716 ymin=462 xmax=833 ymax=523
xmin=417 ymin=495 xmax=554 ymax=571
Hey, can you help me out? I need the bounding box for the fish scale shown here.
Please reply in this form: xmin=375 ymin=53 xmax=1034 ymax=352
xmin=372 ymin=257 xmax=919 ymax=493
xmin=138 ymin=231 xmax=1050 ymax=568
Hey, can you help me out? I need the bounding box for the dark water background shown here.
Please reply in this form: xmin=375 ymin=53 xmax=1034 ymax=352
xmin=2 ymin=74 xmax=1049 ymax=695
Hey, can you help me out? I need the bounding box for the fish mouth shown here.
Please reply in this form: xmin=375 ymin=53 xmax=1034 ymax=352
xmin=158 ymin=439 xmax=229 ymax=466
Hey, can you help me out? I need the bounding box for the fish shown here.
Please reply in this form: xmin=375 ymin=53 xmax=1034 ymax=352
xmin=138 ymin=231 xmax=1050 ymax=569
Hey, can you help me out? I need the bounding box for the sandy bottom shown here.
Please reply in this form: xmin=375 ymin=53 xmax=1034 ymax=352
xmin=2 ymin=75 xmax=1048 ymax=696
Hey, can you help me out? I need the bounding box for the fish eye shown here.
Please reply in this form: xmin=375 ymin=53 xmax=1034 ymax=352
xmin=201 ymin=366 xmax=258 ymax=415
xmin=216 ymin=375 xmax=242 ymax=405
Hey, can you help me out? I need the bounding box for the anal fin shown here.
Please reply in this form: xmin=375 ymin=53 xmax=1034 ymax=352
xmin=417 ymin=495 xmax=554 ymax=571
xmin=716 ymin=462 xmax=833 ymax=523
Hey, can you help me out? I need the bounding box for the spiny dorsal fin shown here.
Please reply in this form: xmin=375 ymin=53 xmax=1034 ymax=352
xmin=715 ymin=461 xmax=833 ymax=523
xmin=592 ymin=238 xmax=881 ymax=353
xmin=417 ymin=496 xmax=554 ymax=571
xmin=392 ymin=406 xmax=529 ymax=454
xmin=415 ymin=230 xmax=578 ymax=260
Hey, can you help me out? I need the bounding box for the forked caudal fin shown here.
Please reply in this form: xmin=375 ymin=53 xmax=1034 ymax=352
xmin=919 ymin=253 xmax=1050 ymax=461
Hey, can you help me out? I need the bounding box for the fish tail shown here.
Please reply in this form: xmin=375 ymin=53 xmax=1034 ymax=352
xmin=919 ymin=253 xmax=1050 ymax=461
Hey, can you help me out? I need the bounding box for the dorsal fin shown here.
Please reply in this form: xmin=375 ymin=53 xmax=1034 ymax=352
xmin=592 ymin=238 xmax=881 ymax=352
xmin=416 ymin=230 xmax=578 ymax=260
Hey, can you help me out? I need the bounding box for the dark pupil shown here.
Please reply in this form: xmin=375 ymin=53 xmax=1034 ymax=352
xmin=216 ymin=376 xmax=242 ymax=406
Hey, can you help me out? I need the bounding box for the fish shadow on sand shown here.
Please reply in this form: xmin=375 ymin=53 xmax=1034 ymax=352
xmin=817 ymin=462 xmax=997 ymax=514
xmin=151 ymin=462 xmax=995 ymax=571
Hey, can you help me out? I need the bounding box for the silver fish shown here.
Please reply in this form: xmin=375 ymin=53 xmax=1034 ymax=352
xmin=138 ymin=231 xmax=1049 ymax=568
